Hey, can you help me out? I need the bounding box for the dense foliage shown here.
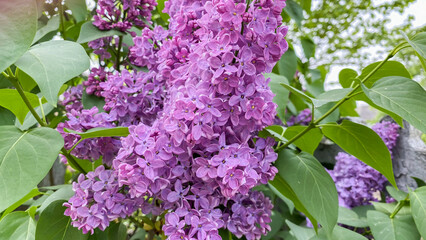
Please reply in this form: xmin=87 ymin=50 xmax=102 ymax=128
xmin=0 ymin=0 xmax=425 ymax=240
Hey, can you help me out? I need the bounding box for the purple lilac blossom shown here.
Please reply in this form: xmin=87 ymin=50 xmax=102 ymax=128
xmin=65 ymin=0 xmax=289 ymax=239
xmin=286 ymin=108 xmax=312 ymax=126
xmin=60 ymin=85 xmax=84 ymax=112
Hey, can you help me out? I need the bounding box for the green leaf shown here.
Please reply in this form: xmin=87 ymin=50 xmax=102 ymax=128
xmin=276 ymin=150 xmax=338 ymax=235
xmin=386 ymin=186 xmax=407 ymax=202
xmin=16 ymin=68 xmax=38 ymax=92
xmin=64 ymin=127 xmax=129 ymax=139
xmin=367 ymin=210 xmax=420 ymax=240
xmin=82 ymin=90 xmax=106 ymax=111
xmin=89 ymin=221 xmax=127 ymax=240
xmin=321 ymin=120 xmax=396 ymax=187
xmin=265 ymin=73 xmax=289 ymax=122
xmin=310 ymin=226 xmax=368 ymax=240
xmin=77 ymin=21 xmax=125 ymax=43
xmin=313 ymin=88 xmax=352 ymax=107
xmin=37 ymin=185 xmax=74 ymax=214
xmin=301 ymin=37 xmax=315 ymax=59
xmin=36 ymin=200 xmax=88 ymax=240
xmin=402 ymin=32 xmax=426 ymax=59
xmin=0 ymin=211 xmax=36 ymax=240
xmin=156 ymin=0 xmax=170 ymax=23
xmin=339 ymin=68 xmax=358 ymax=88
xmin=358 ymin=61 xmax=411 ymax=89
xmin=361 ymin=76 xmax=426 ymax=134
xmin=277 ymin=48 xmax=298 ymax=82
xmin=284 ymin=126 xmax=322 ymax=154
xmin=0 ymin=188 xmax=42 ymax=220
xmin=0 ymin=0 xmax=37 ymax=72
xmin=269 ymin=175 xmax=318 ymax=231
xmin=281 ymin=83 xmax=313 ymax=104
xmin=0 ymin=89 xmax=40 ymax=124
xmin=32 ymin=16 xmax=60 ymax=44
xmin=15 ymin=40 xmax=90 ymax=106
xmin=301 ymin=0 xmax=312 ymax=13
xmin=409 ymin=186 xmax=426 ymax=239
xmin=286 ymin=220 xmax=315 ymax=240
xmin=267 ymin=182 xmax=295 ymax=214
xmin=0 ymin=107 xmax=15 ymax=126
xmin=263 ymin=211 xmax=284 ymax=240
xmin=339 ymin=99 xmax=359 ymax=117
xmin=258 ymin=125 xmax=286 ymax=142
xmin=371 ymin=202 xmax=411 ymax=215
xmin=337 ymin=207 xmax=369 ymax=228
xmin=0 ymin=126 xmax=64 ymax=213
xmin=357 ymin=94 xmax=403 ymax=126
xmin=412 ymin=177 xmax=426 ymax=187
xmin=283 ymin=0 xmax=304 ymax=27
xmin=16 ymin=103 xmax=55 ymax=130
xmin=314 ymin=102 xmax=340 ymax=124
xmin=65 ymin=0 xmax=87 ymax=22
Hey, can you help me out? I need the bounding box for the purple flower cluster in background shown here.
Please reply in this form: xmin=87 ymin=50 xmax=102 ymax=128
xmin=63 ymin=0 xmax=289 ymax=239
xmin=60 ymin=85 xmax=84 ymax=112
xmin=286 ymin=108 xmax=311 ymax=126
xmin=93 ymin=0 xmax=157 ymax=31
xmin=329 ymin=121 xmax=400 ymax=208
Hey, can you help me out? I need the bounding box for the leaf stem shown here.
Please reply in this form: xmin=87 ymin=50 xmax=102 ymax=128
xmin=116 ymin=36 xmax=123 ymax=71
xmin=390 ymin=194 xmax=409 ymax=219
xmin=59 ymin=3 xmax=67 ymax=39
xmin=275 ymin=49 xmax=396 ymax=152
xmin=60 ymin=148 xmax=87 ymax=174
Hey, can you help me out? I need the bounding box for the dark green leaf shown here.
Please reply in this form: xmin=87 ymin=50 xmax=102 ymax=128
xmin=89 ymin=221 xmax=127 ymax=240
xmin=82 ymin=90 xmax=106 ymax=111
xmin=0 ymin=211 xmax=36 ymax=240
xmin=258 ymin=125 xmax=286 ymax=142
xmin=16 ymin=103 xmax=55 ymax=130
xmin=64 ymin=127 xmax=129 ymax=139
xmin=361 ymin=76 xmax=426 ymax=134
xmin=0 ymin=89 xmax=40 ymax=124
xmin=409 ymin=186 xmax=426 ymax=239
xmin=38 ymin=185 xmax=74 ymax=213
xmin=15 ymin=40 xmax=90 ymax=106
xmin=339 ymin=99 xmax=359 ymax=117
xmin=314 ymin=102 xmax=340 ymax=124
xmin=0 ymin=0 xmax=37 ymax=72
xmin=267 ymin=182 xmax=295 ymax=214
xmin=16 ymin=68 xmax=38 ymax=92
xmin=286 ymin=220 xmax=315 ymax=240
xmin=339 ymin=68 xmax=358 ymax=88
xmin=269 ymin=175 xmax=318 ymax=231
xmin=0 ymin=126 xmax=64 ymax=212
xmin=77 ymin=21 xmax=125 ymax=43
xmin=337 ymin=207 xmax=369 ymax=228
xmin=321 ymin=120 xmax=396 ymax=187
xmin=36 ymin=200 xmax=88 ymax=240
xmin=310 ymin=226 xmax=367 ymax=240
xmin=32 ymin=16 xmax=60 ymax=44
xmin=263 ymin=211 xmax=284 ymax=240
xmin=66 ymin=0 xmax=87 ymax=22
xmin=0 ymin=107 xmax=15 ymax=126
xmin=277 ymin=150 xmax=338 ymax=235
xmin=402 ymin=32 xmax=426 ymax=59
xmin=277 ymin=48 xmax=298 ymax=82
xmin=367 ymin=210 xmax=420 ymax=240
xmin=412 ymin=176 xmax=426 ymax=187
xmin=0 ymin=188 xmax=41 ymax=220
xmin=358 ymin=61 xmax=411 ymax=89
xmin=284 ymin=126 xmax=322 ymax=154
xmin=265 ymin=73 xmax=289 ymax=122
xmin=283 ymin=0 xmax=304 ymax=27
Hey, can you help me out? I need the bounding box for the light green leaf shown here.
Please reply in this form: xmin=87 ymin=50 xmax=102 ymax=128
xmin=310 ymin=226 xmax=367 ymax=240
xmin=338 ymin=68 xmax=358 ymax=88
xmin=32 ymin=16 xmax=60 ymax=44
xmin=409 ymin=186 xmax=426 ymax=239
xmin=386 ymin=186 xmax=407 ymax=202
xmin=64 ymin=127 xmax=129 ymax=139
xmin=358 ymin=61 xmax=411 ymax=89
xmin=35 ymin=200 xmax=88 ymax=240
xmin=402 ymin=32 xmax=426 ymax=59
xmin=314 ymin=102 xmax=340 ymax=124
xmin=258 ymin=125 xmax=286 ymax=142
xmin=337 ymin=207 xmax=369 ymax=228
xmin=0 ymin=211 xmax=36 ymax=240
xmin=267 ymin=182 xmax=294 ymax=214
xmin=77 ymin=21 xmax=125 ymax=43
xmin=371 ymin=202 xmax=411 ymax=215
xmin=0 ymin=188 xmax=42 ymax=221
xmin=286 ymin=220 xmax=315 ymax=240
xmin=269 ymin=175 xmax=318 ymax=231
xmin=313 ymin=88 xmax=352 ymax=107
xmin=156 ymin=0 xmax=170 ymax=23
xmin=0 ymin=89 xmax=40 ymax=124
xmin=65 ymin=0 xmax=87 ymax=22
xmin=321 ymin=120 xmax=396 ymax=187
xmin=301 ymin=37 xmax=315 ymax=59
xmin=339 ymin=99 xmax=359 ymax=117
xmin=281 ymin=83 xmax=313 ymax=104
xmin=277 ymin=150 xmax=338 ymax=235
xmin=283 ymin=0 xmax=304 ymax=27
xmin=0 ymin=126 xmax=64 ymax=213
xmin=16 ymin=68 xmax=38 ymax=92
xmin=15 ymin=40 xmax=90 ymax=106
xmin=367 ymin=210 xmax=420 ymax=240
xmin=284 ymin=126 xmax=322 ymax=154
xmin=301 ymin=0 xmax=312 ymax=13
xmin=16 ymin=103 xmax=55 ymax=130
xmin=277 ymin=48 xmax=298 ymax=82
xmin=0 ymin=0 xmax=37 ymax=72
xmin=362 ymin=76 xmax=426 ymax=134
xmin=265 ymin=73 xmax=289 ymax=122
xmin=82 ymin=91 xmax=105 ymax=111
xmin=37 ymin=185 xmax=74 ymax=214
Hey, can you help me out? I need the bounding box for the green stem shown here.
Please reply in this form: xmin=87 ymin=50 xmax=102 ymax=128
xmin=61 ymin=148 xmax=87 ymax=174
xmin=275 ymin=50 xmax=396 ymax=153
xmin=59 ymin=3 xmax=66 ymax=39
xmin=390 ymin=194 xmax=409 ymax=219
xmin=116 ymin=36 xmax=123 ymax=71
xmin=129 ymin=216 xmax=144 ymax=229
xmin=38 ymin=98 xmax=47 ymax=125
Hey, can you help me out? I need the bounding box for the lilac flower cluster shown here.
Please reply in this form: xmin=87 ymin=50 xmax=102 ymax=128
xmin=287 ymin=108 xmax=311 ymax=126
xmin=329 ymin=121 xmax=399 ymax=208
xmin=84 ymin=67 xmax=111 ymax=97
xmin=65 ymin=0 xmax=289 ymax=239
xmin=64 ymin=166 xmax=140 ymax=234
xmin=60 ymin=85 xmax=84 ymax=112
xmin=57 ymin=107 xmax=121 ymax=166
xmin=93 ymin=0 xmax=157 ymax=32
